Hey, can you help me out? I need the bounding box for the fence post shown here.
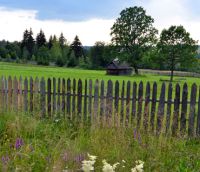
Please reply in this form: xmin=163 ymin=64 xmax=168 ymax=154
xmin=156 ymin=83 xmax=165 ymax=135
xmin=144 ymin=82 xmax=150 ymax=131
xmin=172 ymin=84 xmax=180 ymax=136
xmin=150 ymin=82 xmax=157 ymax=132
xmin=188 ymin=84 xmax=197 ymax=137
xmin=180 ymin=83 xmax=188 ymax=134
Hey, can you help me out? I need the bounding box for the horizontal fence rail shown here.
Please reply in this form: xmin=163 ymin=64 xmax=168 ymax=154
xmin=0 ymin=76 xmax=200 ymax=137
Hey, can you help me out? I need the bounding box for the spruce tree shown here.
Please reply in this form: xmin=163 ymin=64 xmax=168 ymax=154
xmin=36 ymin=29 xmax=46 ymax=48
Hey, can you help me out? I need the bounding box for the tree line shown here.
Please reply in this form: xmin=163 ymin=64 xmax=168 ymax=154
xmin=0 ymin=6 xmax=200 ymax=81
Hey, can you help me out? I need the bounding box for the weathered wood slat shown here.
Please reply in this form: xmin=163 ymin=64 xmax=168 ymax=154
xmin=24 ymin=77 xmax=28 ymax=112
xmin=93 ymin=79 xmax=99 ymax=123
xmin=34 ymin=77 xmax=40 ymax=113
xmin=100 ymin=80 xmax=105 ymax=119
xmin=165 ymin=83 xmax=172 ymax=134
xmin=143 ymin=82 xmax=150 ymax=131
xmin=62 ymin=78 xmax=66 ymax=114
xmin=67 ymin=78 xmax=71 ymax=117
xmin=40 ymin=77 xmax=46 ymax=118
xmin=88 ymin=80 xmax=92 ymax=119
xmin=77 ymin=79 xmax=82 ymax=117
xmin=83 ymin=79 xmax=87 ymax=120
xmin=180 ymin=83 xmax=188 ymax=134
xmin=150 ymin=82 xmax=157 ymax=132
xmin=126 ymin=81 xmax=131 ymax=126
xmin=188 ymin=84 xmax=197 ymax=137
xmin=72 ymin=79 xmax=76 ymax=116
xmin=18 ymin=76 xmax=23 ymax=111
xmin=114 ymin=80 xmax=119 ymax=125
xmin=13 ymin=77 xmax=18 ymax=112
xmin=172 ymin=84 xmax=180 ymax=136
xmin=47 ymin=78 xmax=51 ymax=117
xmin=1 ymin=76 xmax=5 ymax=110
xmin=8 ymin=76 xmax=12 ymax=110
xmin=131 ymin=82 xmax=137 ymax=125
xmin=53 ymin=77 xmax=56 ymax=114
xmin=4 ymin=78 xmax=8 ymax=110
xmin=120 ymin=81 xmax=125 ymax=124
xmin=30 ymin=77 xmax=33 ymax=113
xmin=156 ymin=83 xmax=165 ymax=135
xmin=106 ymin=80 xmax=113 ymax=125
xmin=197 ymin=86 xmax=200 ymax=136
xmin=57 ymin=78 xmax=61 ymax=114
xmin=137 ymin=82 xmax=143 ymax=129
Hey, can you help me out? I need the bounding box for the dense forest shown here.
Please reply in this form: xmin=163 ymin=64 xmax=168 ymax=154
xmin=0 ymin=7 xmax=200 ymax=74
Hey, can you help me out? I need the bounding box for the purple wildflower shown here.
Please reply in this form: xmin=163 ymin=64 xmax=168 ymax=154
xmin=1 ymin=155 xmax=10 ymax=165
xmin=74 ymin=153 xmax=85 ymax=163
xmin=15 ymin=138 xmax=24 ymax=150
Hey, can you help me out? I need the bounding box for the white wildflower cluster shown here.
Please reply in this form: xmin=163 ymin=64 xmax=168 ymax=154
xmin=131 ymin=160 xmax=144 ymax=172
xmin=102 ymin=160 xmax=120 ymax=172
xmin=81 ymin=153 xmax=97 ymax=172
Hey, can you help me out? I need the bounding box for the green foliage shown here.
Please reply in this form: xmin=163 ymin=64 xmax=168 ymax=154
xmin=36 ymin=46 xmax=50 ymax=65
xmin=111 ymin=6 xmax=158 ymax=74
xmin=36 ymin=29 xmax=46 ymax=48
xmin=70 ymin=35 xmax=84 ymax=61
xmin=158 ymin=25 xmax=198 ymax=81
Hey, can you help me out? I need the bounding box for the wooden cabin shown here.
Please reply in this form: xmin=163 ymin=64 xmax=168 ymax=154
xmin=106 ymin=59 xmax=133 ymax=75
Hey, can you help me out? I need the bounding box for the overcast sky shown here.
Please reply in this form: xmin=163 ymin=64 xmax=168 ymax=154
xmin=0 ymin=0 xmax=199 ymax=45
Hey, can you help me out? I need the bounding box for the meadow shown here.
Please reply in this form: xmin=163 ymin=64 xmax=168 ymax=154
xmin=1 ymin=62 xmax=200 ymax=171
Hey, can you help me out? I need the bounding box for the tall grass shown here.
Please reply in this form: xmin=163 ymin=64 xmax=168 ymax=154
xmin=0 ymin=112 xmax=200 ymax=171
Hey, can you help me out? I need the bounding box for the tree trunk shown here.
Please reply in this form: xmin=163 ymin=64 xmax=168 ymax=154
xmin=134 ymin=66 xmax=139 ymax=75
xmin=170 ymin=68 xmax=174 ymax=82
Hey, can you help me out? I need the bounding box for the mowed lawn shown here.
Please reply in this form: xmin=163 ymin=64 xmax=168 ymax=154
xmin=0 ymin=62 xmax=200 ymax=93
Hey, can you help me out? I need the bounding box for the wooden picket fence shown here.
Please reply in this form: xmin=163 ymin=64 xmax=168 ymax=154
xmin=0 ymin=76 xmax=200 ymax=137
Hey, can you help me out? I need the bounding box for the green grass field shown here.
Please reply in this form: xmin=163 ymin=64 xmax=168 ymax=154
xmin=0 ymin=62 xmax=200 ymax=87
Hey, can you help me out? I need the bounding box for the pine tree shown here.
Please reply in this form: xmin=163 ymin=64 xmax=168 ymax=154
xmin=59 ymin=33 xmax=66 ymax=49
xmin=70 ymin=35 xmax=84 ymax=60
xmin=48 ymin=35 xmax=53 ymax=49
xmin=36 ymin=29 xmax=46 ymax=48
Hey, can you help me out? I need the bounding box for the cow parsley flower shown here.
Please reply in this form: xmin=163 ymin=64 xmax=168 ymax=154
xmin=81 ymin=154 xmax=97 ymax=172
xmin=102 ymin=160 xmax=120 ymax=172
xmin=131 ymin=160 xmax=144 ymax=172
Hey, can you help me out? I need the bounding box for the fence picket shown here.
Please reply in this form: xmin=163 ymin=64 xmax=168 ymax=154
xmin=1 ymin=76 xmax=5 ymax=111
xmin=77 ymin=79 xmax=82 ymax=117
xmin=126 ymin=81 xmax=131 ymax=126
xmin=180 ymin=83 xmax=188 ymax=134
xmin=5 ymin=78 xmax=8 ymax=110
xmin=172 ymin=84 xmax=180 ymax=136
xmin=47 ymin=78 xmax=51 ymax=117
xmin=114 ymin=81 xmax=119 ymax=125
xmin=30 ymin=77 xmax=33 ymax=113
xmin=13 ymin=77 xmax=18 ymax=112
xmin=197 ymin=86 xmax=200 ymax=136
xmin=88 ymin=80 xmax=92 ymax=119
xmin=143 ymin=82 xmax=150 ymax=131
xmin=18 ymin=76 xmax=23 ymax=111
xmin=8 ymin=76 xmax=12 ymax=110
xmin=62 ymin=78 xmax=66 ymax=114
xmin=188 ymin=84 xmax=197 ymax=137
xmin=40 ymin=77 xmax=46 ymax=118
xmin=57 ymin=78 xmax=61 ymax=114
xmin=131 ymin=82 xmax=137 ymax=125
xmin=120 ymin=81 xmax=125 ymax=124
xmin=137 ymin=82 xmax=143 ymax=129
xmin=83 ymin=79 xmax=87 ymax=120
xmin=166 ymin=83 xmax=172 ymax=134
xmin=72 ymin=79 xmax=76 ymax=116
xmin=150 ymin=82 xmax=157 ymax=132
xmin=100 ymin=80 xmax=105 ymax=119
xmin=53 ymin=77 xmax=56 ymax=114
xmin=34 ymin=77 xmax=39 ymax=113
xmin=24 ymin=77 xmax=28 ymax=112
xmin=106 ymin=80 xmax=113 ymax=125
xmin=157 ymin=83 xmax=165 ymax=134
xmin=93 ymin=80 xmax=99 ymax=123
xmin=67 ymin=78 xmax=71 ymax=117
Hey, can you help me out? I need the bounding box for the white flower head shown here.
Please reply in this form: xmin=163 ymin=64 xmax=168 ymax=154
xmin=88 ymin=153 xmax=97 ymax=161
xmin=81 ymin=160 xmax=95 ymax=172
xmin=102 ymin=160 xmax=119 ymax=172
xmin=131 ymin=160 xmax=144 ymax=172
